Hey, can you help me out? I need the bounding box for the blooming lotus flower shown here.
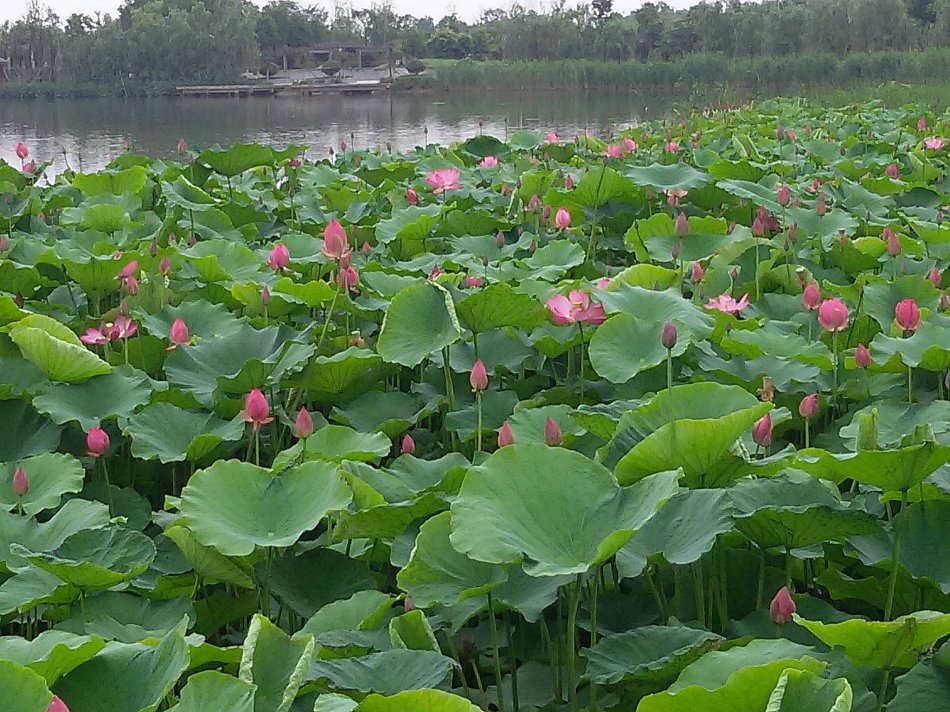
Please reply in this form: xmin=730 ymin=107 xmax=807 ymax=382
xmin=855 ymin=343 xmax=872 ymax=369
xmin=665 ymin=189 xmax=687 ymax=207
xmin=465 ymin=274 xmax=483 ymax=288
xmin=690 ymin=261 xmax=704 ymax=283
xmin=544 ymin=417 xmax=562 ymax=446
xmin=497 ymin=421 xmax=515 ymax=448
xmin=470 ymin=359 xmax=488 ymax=392
xmin=401 ymin=434 xmax=416 ymax=455
xmin=81 ymin=325 xmax=110 ymax=345
xmin=46 ymin=696 xmax=70 ymax=712
xmin=818 ymin=298 xmax=849 ymax=332
xmin=479 ymin=155 xmax=499 ymax=168
xmin=895 ymin=298 xmax=921 ymax=332
xmin=86 ymin=426 xmax=110 ymax=458
xmin=167 ymin=318 xmax=189 ymax=349
xmin=752 ymin=412 xmax=772 ymax=447
xmin=930 ymin=266 xmax=943 ymax=288
xmin=322 ymin=219 xmax=350 ymax=261
xmin=799 ymin=393 xmax=819 ymax=419
xmin=924 ymin=136 xmax=946 ymax=150
xmin=886 ymin=162 xmax=900 ymax=179
xmin=240 ymin=389 xmax=273 ymax=432
xmin=267 ymin=243 xmax=290 ymax=271
xmin=802 ymin=282 xmax=821 ymax=311
xmin=770 ymin=586 xmax=796 ymax=625
xmin=661 ymin=321 xmax=677 ymax=350
xmin=294 ymin=407 xmax=314 ymax=440
xmin=675 ymin=212 xmax=688 ymax=237
xmin=15 ymin=142 xmax=28 ymax=160
xmin=705 ymin=293 xmax=750 ymax=315
xmin=109 ymin=315 xmax=137 ymax=341
xmin=605 ymin=143 xmax=624 ymax=159
xmin=118 ymin=260 xmax=138 ymax=280
xmin=554 ymin=207 xmax=571 ymax=230
xmin=545 ymin=290 xmax=607 ymax=326
xmin=623 ymin=137 xmax=638 ymax=153
xmin=426 ymin=168 xmax=461 ymax=194
xmin=545 ymin=131 xmax=559 ymax=143
xmin=336 ymin=266 xmax=359 ymax=292
xmin=12 ymin=466 xmax=28 ymax=497
xmin=406 ymin=187 xmax=418 ymax=205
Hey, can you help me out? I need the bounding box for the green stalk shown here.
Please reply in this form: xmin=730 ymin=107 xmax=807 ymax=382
xmin=667 ymin=348 xmax=675 ymax=461
xmin=804 ymin=419 xmax=810 ymax=449
xmin=876 ymin=668 xmax=892 ymax=712
xmin=907 ymin=364 xmax=913 ymax=404
xmin=578 ymin=322 xmax=586 ymax=401
xmin=486 ymin=592 xmax=506 ymax=712
xmin=590 ymin=570 xmax=599 ymax=711
xmin=475 ymin=391 xmax=483 ymax=454
xmin=831 ymin=330 xmax=839 ymax=409
xmin=504 ymin=613 xmax=519 ymax=712
xmin=566 ymin=576 xmax=582 ymax=711
xmin=539 ymin=616 xmax=560 ymax=701
xmin=756 ymin=547 xmax=766 ymax=610
xmin=100 ymin=458 xmax=115 ymax=517
xmin=443 ymin=345 xmax=457 ymax=412
xmin=884 ymin=489 xmax=908 ymax=621
xmin=288 ymin=282 xmax=341 ymax=416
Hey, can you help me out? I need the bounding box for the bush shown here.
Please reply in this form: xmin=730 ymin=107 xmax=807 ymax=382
xmin=405 ymin=58 xmax=426 ymax=75
xmin=320 ymin=60 xmax=341 ymax=77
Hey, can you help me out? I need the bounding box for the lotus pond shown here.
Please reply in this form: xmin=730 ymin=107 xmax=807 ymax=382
xmin=3 ymin=98 xmax=950 ymax=712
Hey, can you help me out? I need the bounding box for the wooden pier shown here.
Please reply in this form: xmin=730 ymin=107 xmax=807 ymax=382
xmin=177 ymin=81 xmax=387 ymax=98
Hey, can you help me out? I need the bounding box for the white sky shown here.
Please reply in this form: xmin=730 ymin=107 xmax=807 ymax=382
xmin=0 ymin=0 xmax=691 ymax=25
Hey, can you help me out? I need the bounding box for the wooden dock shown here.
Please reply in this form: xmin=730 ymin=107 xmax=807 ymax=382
xmin=177 ymin=81 xmax=387 ymax=98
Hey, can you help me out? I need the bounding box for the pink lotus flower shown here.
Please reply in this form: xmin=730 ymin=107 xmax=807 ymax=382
xmin=799 ymin=393 xmax=819 ymax=419
xmin=817 ymin=192 xmax=827 ymax=216
xmin=118 ymin=261 xmax=138 ymax=280
xmin=294 ymin=407 xmax=314 ymax=440
xmin=406 ymin=187 xmax=418 ymax=205
xmin=470 ymin=359 xmax=488 ymax=392
xmin=109 ymin=315 xmax=137 ymax=341
xmin=288 ymin=157 xmax=303 ymax=169
xmin=497 ymin=421 xmax=515 ymax=448
xmin=817 ymin=298 xmax=849 ymax=332
xmin=665 ymin=189 xmax=687 ymax=207
xmin=886 ymin=162 xmax=900 ymax=179
xmin=918 ymin=116 xmax=928 ymax=132
xmin=930 ymin=266 xmax=943 ymax=288
xmin=496 ymin=231 xmax=505 ymax=248
xmin=426 ymin=168 xmax=461 ymax=194
xmin=81 ymin=325 xmax=111 ymax=345
xmin=22 ymin=160 xmax=36 ymax=173
xmin=46 ymin=696 xmax=70 ymax=712
xmin=86 ymin=426 xmax=110 ymax=458
xmin=465 ymin=274 xmax=483 ymax=288
xmin=705 ymin=293 xmax=750 ymax=315
xmin=802 ymin=282 xmax=821 ymax=311
xmin=0 ymin=235 xmax=8 ymax=251
xmin=690 ymin=261 xmax=704 ymax=283
xmin=924 ymin=137 xmax=946 ymax=150
xmin=267 ymin=243 xmax=290 ymax=271
xmin=770 ymin=586 xmax=796 ymax=625
xmin=527 ymin=194 xmax=541 ymax=211
xmin=661 ymin=321 xmax=677 ymax=350
xmin=855 ymin=343 xmax=872 ymax=369
xmin=884 ymin=227 xmax=901 ymax=256
xmin=15 ymin=142 xmax=28 ymax=160
xmin=554 ymin=207 xmax=571 ymax=230
xmin=665 ymin=141 xmax=679 ymax=153
xmin=12 ymin=466 xmax=28 ymax=497
xmin=545 ymin=290 xmax=607 ymax=326
xmin=336 ymin=266 xmax=359 ymax=292
xmin=564 ymin=174 xmax=574 ymax=189
xmin=322 ymin=219 xmax=350 ymax=261
xmin=895 ymin=298 xmax=921 ymax=332
xmin=159 ymin=255 xmax=171 ymax=275
xmin=623 ymin=137 xmax=638 ymax=153
xmin=596 ymin=277 xmax=611 ymax=289
xmin=401 ymin=434 xmax=416 ymax=455
xmin=177 ymin=137 xmax=187 ymax=155
xmin=545 ymin=131 xmax=559 ymax=143
xmin=167 ymin=318 xmax=189 ymax=350
xmin=752 ymin=412 xmax=772 ymax=447
xmin=776 ymin=185 xmax=791 ymax=207
xmin=240 ymin=389 xmax=274 ymax=433
xmin=675 ymin=212 xmax=688 ymax=237
xmin=261 ymin=285 xmax=271 ymax=305
xmin=544 ymin=417 xmax=562 ymax=446
xmin=479 ymin=156 xmax=499 ymax=168
xmin=430 ymin=263 xmax=441 ymax=280
xmin=605 ymin=144 xmax=624 ymax=159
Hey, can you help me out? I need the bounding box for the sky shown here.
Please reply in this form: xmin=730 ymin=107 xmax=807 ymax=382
xmin=0 ymin=0 xmax=692 ymax=26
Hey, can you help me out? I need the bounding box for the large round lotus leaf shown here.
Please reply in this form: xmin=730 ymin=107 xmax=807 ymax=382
xmin=721 ymin=328 xmax=834 ymax=370
xmin=838 ymin=401 xmax=950 ymax=449
xmin=60 ymin=255 xmax=126 ymax=293
xmin=638 ymin=657 xmax=826 ymax=712
xmin=0 ymin=498 xmax=111 ymax=571
xmin=597 ymin=286 xmax=713 ymax=339
xmin=180 ymin=459 xmax=352 ymax=556
xmin=376 ymin=283 xmax=461 ymax=367
xmin=269 ymin=546 xmax=376 ymax=618
xmin=355 ymin=689 xmax=480 ymax=712
xmin=889 ymin=641 xmax=950 ymax=712
xmin=163 ymin=525 xmax=256 ymax=589
xmin=168 ymin=670 xmax=256 ymax=712
xmin=450 ymin=443 xmax=680 ymax=576
xmin=581 ymin=625 xmax=724 ymax=686
xmin=9 ymin=322 xmax=111 ymax=383
xmin=397 ymin=511 xmax=507 ymax=608
xmin=0 ymin=568 xmax=77 ymax=616
xmin=300 ymin=590 xmax=394 ymax=641
xmin=626 ymin=162 xmax=711 ymax=191
xmin=296 ymin=348 xmax=392 ymax=400
xmin=0 ymin=659 xmax=53 ymax=712
xmin=334 ymin=491 xmax=447 ymax=541
xmin=53 ymin=623 xmax=189 ymax=712
xmin=161 ymin=176 xmax=218 ymax=212
xmin=66 ymin=591 xmax=194 ymax=643
xmin=198 ymin=143 xmax=275 ymax=177
xmin=862 ymin=277 xmax=941 ymax=332
xmin=870 ymin=322 xmax=950 ymax=372
xmin=0 ymin=452 xmax=84 ymax=516
xmin=614 ymin=402 xmax=771 ymax=486
xmin=671 ymin=639 xmax=818 ymax=691
xmin=182 ymin=239 xmax=261 ymax=283
xmin=455 ymin=282 xmax=547 ymax=333
xmin=32 ymin=367 xmax=152 ymax=429
xmin=385 ymin=453 xmax=470 ymax=495
xmin=239 ymin=614 xmax=314 ymax=712
xmin=617 ymin=489 xmax=736 ymax=577
xmin=0 ymin=631 xmax=105 ymax=685
xmin=308 ymin=650 xmax=456 ymax=695
xmin=0 ymin=400 xmax=61 ymax=461
xmin=139 ymin=299 xmax=246 ymax=342
xmin=793 ymin=611 xmax=950 ymax=669
xmin=894 ymin=501 xmax=950 ymax=593
xmin=273 ymin=426 xmax=391 ymax=467
xmin=589 ymin=313 xmax=690 ymax=384
xmin=794 ymin=442 xmax=950 ymax=492
xmin=13 ymin=526 xmax=156 ymax=590
xmin=314 ymin=694 xmax=358 ymax=712
xmin=766 ymin=668 xmax=853 ymax=712
xmin=375 ymin=205 xmax=441 ymax=251
xmin=124 ymin=403 xmax=244 ymax=463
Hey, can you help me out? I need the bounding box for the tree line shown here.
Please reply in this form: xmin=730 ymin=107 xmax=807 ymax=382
xmin=3 ymin=0 xmax=950 ymax=85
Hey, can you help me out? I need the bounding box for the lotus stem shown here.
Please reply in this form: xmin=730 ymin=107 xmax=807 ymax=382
xmin=907 ymin=364 xmax=913 ymax=404
xmin=804 ymin=419 xmax=810 ymax=449
xmin=590 ymin=570 xmax=599 ymax=711
xmin=475 ymin=391 xmax=483 ymax=454
xmin=539 ymin=615 xmax=560 ymax=701
xmin=831 ymin=330 xmax=839 ymax=408
xmin=756 ymin=547 xmax=766 ymax=610
xmin=754 ymin=239 xmax=761 ymax=301
xmin=884 ymin=489 xmax=908 ymax=622
xmin=566 ymin=575 xmax=582 ymax=711
xmin=288 ymin=282 xmax=340 ymax=416
xmin=876 ymin=668 xmax=892 ymax=712
xmin=504 ymin=612 xmax=519 ymax=712
xmin=100 ymin=458 xmax=115 ymax=517
xmin=486 ymin=592 xmax=506 ymax=712
xmin=645 ymin=566 xmax=668 ymax=623
xmin=578 ymin=322 xmax=586 ymax=401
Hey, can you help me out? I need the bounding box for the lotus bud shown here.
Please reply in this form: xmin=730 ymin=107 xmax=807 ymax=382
xmin=12 ymin=466 xmax=28 ymax=497
xmin=361 ymin=241 xmax=371 ymax=256
xmin=776 ymin=185 xmax=791 ymax=207
xmin=470 ymin=359 xmax=488 ymax=392
xmin=675 ymin=212 xmax=688 ymax=237
xmin=239 ymin=389 xmax=273 ymax=432
xmin=497 ymin=421 xmax=515 ymax=448
xmin=802 ymin=282 xmax=820 ymax=311
xmin=751 ymin=216 xmax=766 ymax=237
xmin=496 ymin=231 xmax=505 ymax=248
xmin=528 ymin=194 xmax=540 ymax=211
xmin=46 ymin=696 xmax=70 ymax=712
xmin=86 ymin=426 xmax=110 ymax=458
xmin=403 ymin=597 xmax=415 ymax=611
xmin=401 ymin=434 xmax=416 ymax=455
xmin=0 ymin=235 xmax=8 ymax=251
xmin=15 ymin=142 xmax=29 ymax=160
xmin=856 ymin=408 xmax=878 ymax=451
xmin=661 ymin=321 xmax=677 ymax=350
xmin=565 ymin=174 xmax=574 ymax=189
xmin=798 ymin=393 xmax=819 ymax=419
xmin=690 ymin=261 xmax=704 ymax=283
xmin=752 ymin=413 xmax=772 ymax=447
xmin=886 ymin=162 xmax=899 ymax=179
xmin=336 ymin=266 xmax=359 ymax=292
xmin=406 ymin=187 xmax=418 ymax=205
xmin=149 ymin=240 xmax=158 ymax=257
xmin=769 ymin=586 xmax=796 ymax=625
xmin=267 ymin=243 xmax=290 ymax=271
xmin=294 ymin=407 xmax=314 ymax=440
xmin=554 ymin=207 xmax=571 ymax=230
xmin=543 ymin=417 xmax=562 ymax=447
xmin=884 ymin=227 xmax=901 ymax=256
xmin=542 ymin=205 xmax=552 ymax=223
xmin=942 ymin=291 xmax=949 ymax=311
xmin=430 ymin=263 xmax=441 ymax=280
xmin=169 ymin=318 xmax=189 ymax=346
xmin=895 ymin=298 xmax=921 ymax=332
xmin=817 ymin=192 xmax=826 ymax=216
xmin=930 ymin=266 xmax=942 ymax=288
xmin=671 ymin=241 xmax=680 ymax=259
xmin=261 ymin=285 xmax=271 ymax=305
xmin=818 ymin=298 xmax=849 ymax=332
xmin=855 ymin=343 xmax=872 ymax=369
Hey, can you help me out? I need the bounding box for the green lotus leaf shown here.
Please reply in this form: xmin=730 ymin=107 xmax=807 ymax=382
xmin=0 ymin=568 xmax=77 ymax=616
xmin=894 ymin=501 xmax=950 ymax=593
xmin=314 ymin=694 xmax=359 ymax=712
xmin=375 ymin=205 xmax=441 ymax=257
xmin=180 ymin=459 xmax=352 ymax=556
xmin=198 ymin=143 xmax=275 ymax=177
xmin=300 ymin=590 xmax=394 ymax=641
xmin=0 ymin=659 xmax=53 ymax=712
xmin=72 ymin=202 xmax=132 ymax=233
xmin=766 ymin=668 xmax=853 ymax=712
xmin=862 ymin=277 xmax=941 ymax=332
xmin=297 ymin=348 xmax=392 ymax=400
xmin=717 ymin=178 xmax=783 ymax=212
xmin=0 ymin=498 xmax=111 ymax=571
xmin=268 ymin=546 xmax=376 ymax=619
xmin=239 ymin=614 xmax=314 ymax=712
xmin=274 ymin=425 xmax=391 ymax=467
xmin=377 ymin=283 xmax=461 ymax=367
xmin=0 ymin=630 xmax=104 ymax=686
xmin=334 ymin=491 xmax=448 ymax=541
xmin=573 ymin=165 xmax=637 ymax=208
xmin=163 ymin=525 xmax=256 ymax=589
xmin=168 ymin=670 xmax=257 ymax=712
xmin=870 ymin=320 xmax=950 ymax=372
xmin=138 ymin=299 xmax=247 ymax=341
xmin=332 ymin=391 xmax=433 ymax=438
xmin=672 ymin=638 xmax=819 ymax=691
xmin=354 ymin=689 xmax=480 ymax=712
xmin=308 ymin=650 xmax=457 ymax=695
xmin=839 ymin=401 xmax=950 ymax=449
xmin=13 ymin=526 xmax=156 ymax=590
xmin=53 ymin=621 xmax=190 ymax=712
xmin=125 ymin=403 xmax=244 ymax=463
xmin=397 ymin=511 xmax=507 ymax=608
xmin=0 ymin=453 xmax=84 ymax=516
xmin=522 ymin=240 xmax=585 ymax=280
xmin=450 ymin=443 xmax=680 ymax=576
xmin=162 ymin=176 xmax=218 ymax=211
xmin=627 ymin=162 xmax=711 ymax=191
xmin=63 ymin=591 xmax=194 ymax=643
xmin=794 ymin=442 xmax=950 ymax=492
xmin=9 ymin=320 xmax=111 ymax=384
xmin=32 ymin=366 xmax=152 ymax=429
xmin=589 ymin=313 xmax=690 ymax=383
xmin=182 ymin=239 xmax=262 ymax=283
xmin=889 ymin=641 xmax=950 ymax=712
xmin=455 ymin=282 xmax=548 ymax=332
xmin=389 ymin=609 xmax=440 ymax=652
xmin=598 ymin=285 xmax=713 ymax=338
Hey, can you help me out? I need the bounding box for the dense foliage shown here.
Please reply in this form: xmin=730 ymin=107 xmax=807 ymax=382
xmin=7 ymin=0 xmax=950 ymax=86
xmin=3 ymin=99 xmax=950 ymax=711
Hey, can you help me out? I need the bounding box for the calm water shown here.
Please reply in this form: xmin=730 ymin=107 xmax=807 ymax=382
xmin=0 ymin=93 xmax=682 ymax=177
